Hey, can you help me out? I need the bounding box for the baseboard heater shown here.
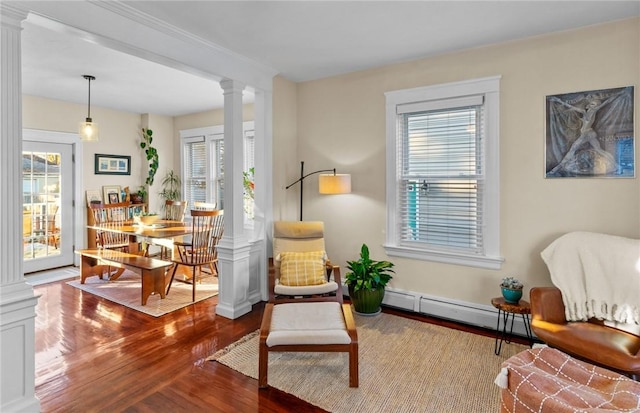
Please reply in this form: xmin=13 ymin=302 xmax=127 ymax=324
xmin=351 ymin=285 xmax=536 ymax=339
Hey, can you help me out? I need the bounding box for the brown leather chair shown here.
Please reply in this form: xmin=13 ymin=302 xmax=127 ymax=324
xmin=530 ymin=286 xmax=640 ymax=379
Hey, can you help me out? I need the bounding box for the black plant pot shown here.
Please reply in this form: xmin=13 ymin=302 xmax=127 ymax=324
xmin=348 ymin=285 xmax=385 ymax=315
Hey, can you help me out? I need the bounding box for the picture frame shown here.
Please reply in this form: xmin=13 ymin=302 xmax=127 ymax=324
xmin=85 ymin=189 xmax=102 ymax=206
xmin=95 ymin=154 xmax=131 ymax=175
xmin=545 ymin=86 xmax=634 ymax=178
xmin=102 ymin=185 xmax=122 ymax=204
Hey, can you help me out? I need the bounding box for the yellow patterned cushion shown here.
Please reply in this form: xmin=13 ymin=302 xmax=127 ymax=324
xmin=278 ymin=251 xmax=327 ymax=286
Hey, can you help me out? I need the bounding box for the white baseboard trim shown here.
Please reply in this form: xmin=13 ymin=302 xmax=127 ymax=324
xmin=377 ymin=286 xmax=536 ymax=339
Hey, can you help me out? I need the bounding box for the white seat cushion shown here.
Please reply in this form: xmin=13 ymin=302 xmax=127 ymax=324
xmin=274 ymin=280 xmax=339 ymax=296
xmin=266 ymin=302 xmax=351 ymax=347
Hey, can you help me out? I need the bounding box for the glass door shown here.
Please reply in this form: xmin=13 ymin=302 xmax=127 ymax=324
xmin=23 ymin=141 xmax=74 ymax=273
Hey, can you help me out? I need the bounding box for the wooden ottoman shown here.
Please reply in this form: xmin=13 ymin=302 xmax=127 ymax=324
xmin=258 ymin=301 xmax=358 ymax=388
xmin=496 ymin=347 xmax=640 ymax=413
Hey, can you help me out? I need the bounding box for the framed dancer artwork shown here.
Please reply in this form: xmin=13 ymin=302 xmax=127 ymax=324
xmin=545 ymin=86 xmax=634 ymax=178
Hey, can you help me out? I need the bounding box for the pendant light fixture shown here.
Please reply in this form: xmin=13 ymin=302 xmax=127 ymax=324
xmin=79 ymin=74 xmax=99 ymax=142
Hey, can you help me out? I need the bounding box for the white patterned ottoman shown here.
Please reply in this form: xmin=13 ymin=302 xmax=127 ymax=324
xmin=495 ymin=347 xmax=640 ymax=413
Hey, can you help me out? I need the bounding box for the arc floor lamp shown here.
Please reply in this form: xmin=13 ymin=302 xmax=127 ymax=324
xmin=286 ymin=161 xmax=351 ymax=221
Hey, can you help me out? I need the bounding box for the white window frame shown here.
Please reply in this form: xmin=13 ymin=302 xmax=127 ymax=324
xmin=180 ymin=121 xmax=254 ymax=218
xmin=384 ymin=76 xmax=503 ymax=269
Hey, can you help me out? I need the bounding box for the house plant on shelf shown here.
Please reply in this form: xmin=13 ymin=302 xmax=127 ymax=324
xmin=345 ymin=243 xmax=395 ymax=316
xmin=131 ymin=186 xmax=146 ymax=204
xmin=159 ymin=169 xmax=181 ymax=203
xmin=500 ymin=276 xmax=523 ymax=304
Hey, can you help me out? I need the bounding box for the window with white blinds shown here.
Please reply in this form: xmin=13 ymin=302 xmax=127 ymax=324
xmin=180 ymin=122 xmax=255 ymax=213
xmin=385 ymin=77 xmax=503 ymax=269
xmin=183 ymin=138 xmax=208 ymax=207
xmin=399 ymin=99 xmax=484 ymax=252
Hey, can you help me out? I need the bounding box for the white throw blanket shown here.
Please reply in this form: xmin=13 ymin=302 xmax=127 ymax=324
xmin=540 ymin=231 xmax=640 ymax=324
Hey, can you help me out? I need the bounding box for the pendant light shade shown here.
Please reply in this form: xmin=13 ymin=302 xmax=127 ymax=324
xmin=79 ymin=75 xmax=99 ymax=142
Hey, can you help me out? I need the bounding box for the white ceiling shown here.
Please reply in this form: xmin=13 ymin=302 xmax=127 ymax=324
xmin=20 ymin=1 xmax=640 ymax=117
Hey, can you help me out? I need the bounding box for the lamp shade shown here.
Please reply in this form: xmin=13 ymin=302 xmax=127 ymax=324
xmin=319 ymin=174 xmax=351 ymax=194
xmin=79 ymin=119 xmax=99 ymax=142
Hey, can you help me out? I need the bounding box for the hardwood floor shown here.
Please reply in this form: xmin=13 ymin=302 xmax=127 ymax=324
xmin=34 ymin=277 xmax=528 ymax=412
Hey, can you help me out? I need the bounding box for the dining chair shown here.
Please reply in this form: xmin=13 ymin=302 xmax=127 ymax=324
xmin=88 ymin=202 xmax=133 ymax=280
xmin=184 ymin=201 xmax=219 ymax=274
xmin=157 ymin=200 xmax=188 ymax=259
xmin=33 ymin=204 xmax=60 ymax=249
xmin=167 ymin=209 xmax=224 ymax=301
xmin=164 ymin=200 xmax=188 ymax=221
xmin=193 ymin=201 xmax=217 ymax=210
xmin=89 ymin=202 xmax=132 ymax=252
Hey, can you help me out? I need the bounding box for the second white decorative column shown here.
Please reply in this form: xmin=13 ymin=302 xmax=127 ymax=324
xmin=215 ymin=79 xmax=252 ymax=319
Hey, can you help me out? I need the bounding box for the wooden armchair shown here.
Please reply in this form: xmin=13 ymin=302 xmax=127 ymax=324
xmin=167 ymin=209 xmax=224 ymax=301
xmin=269 ymin=221 xmax=342 ymax=303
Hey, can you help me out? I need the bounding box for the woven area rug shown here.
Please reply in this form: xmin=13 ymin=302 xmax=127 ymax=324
xmin=209 ymin=311 xmax=527 ymax=412
xmin=67 ymin=269 xmax=218 ymax=317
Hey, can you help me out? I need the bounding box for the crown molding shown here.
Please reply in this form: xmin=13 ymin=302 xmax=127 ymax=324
xmin=1 ymin=3 xmax=29 ymax=27
xmin=19 ymin=0 xmax=277 ymax=91
xmin=94 ymin=1 xmax=276 ymax=78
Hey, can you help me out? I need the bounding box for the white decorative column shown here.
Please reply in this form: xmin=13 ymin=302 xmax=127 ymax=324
xmin=0 ymin=4 xmax=41 ymax=412
xmin=253 ymin=89 xmax=273 ymax=302
xmin=216 ymin=79 xmax=252 ymax=319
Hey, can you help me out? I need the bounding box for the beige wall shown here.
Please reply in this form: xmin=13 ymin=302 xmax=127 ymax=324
xmin=288 ymin=18 xmax=640 ymax=305
xmin=21 ymin=18 xmax=640 ymax=308
xmin=22 ymin=96 xmax=175 ymax=218
xmin=173 ymin=104 xmax=255 ymax=133
xmin=272 ymin=76 xmax=299 ymax=220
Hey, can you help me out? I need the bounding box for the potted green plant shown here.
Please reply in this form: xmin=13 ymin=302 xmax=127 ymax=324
xmin=159 ymin=169 xmax=181 ymax=203
xmin=345 ymin=243 xmax=395 ymax=315
xmin=130 ymin=186 xmax=145 ymax=204
xmin=243 ymin=167 xmax=255 ymax=220
xmin=500 ymin=276 xmax=524 ymax=304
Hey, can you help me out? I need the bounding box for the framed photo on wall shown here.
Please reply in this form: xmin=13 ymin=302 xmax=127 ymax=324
xmin=102 ymin=185 xmax=122 ymax=204
xmin=545 ymin=86 xmax=634 ymax=178
xmin=95 ymin=154 xmax=131 ymax=175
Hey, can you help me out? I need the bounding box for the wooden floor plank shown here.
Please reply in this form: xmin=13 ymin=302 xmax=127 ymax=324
xmin=34 ymin=275 xmax=526 ymax=412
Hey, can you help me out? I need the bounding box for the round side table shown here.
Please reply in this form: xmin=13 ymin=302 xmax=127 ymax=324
xmin=491 ymin=297 xmax=533 ymax=355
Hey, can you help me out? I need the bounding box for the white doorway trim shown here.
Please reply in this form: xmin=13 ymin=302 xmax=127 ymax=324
xmin=23 ymin=129 xmax=84 ymax=267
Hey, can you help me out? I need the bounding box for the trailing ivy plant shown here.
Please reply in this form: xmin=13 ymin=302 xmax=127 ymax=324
xmin=140 ymin=128 xmax=158 ymax=186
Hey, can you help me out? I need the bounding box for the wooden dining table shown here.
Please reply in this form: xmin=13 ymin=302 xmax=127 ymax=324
xmin=87 ymin=219 xmax=192 ymax=257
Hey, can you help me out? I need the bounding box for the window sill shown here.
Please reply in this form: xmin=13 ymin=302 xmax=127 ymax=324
xmin=383 ymin=244 xmax=504 ymax=270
